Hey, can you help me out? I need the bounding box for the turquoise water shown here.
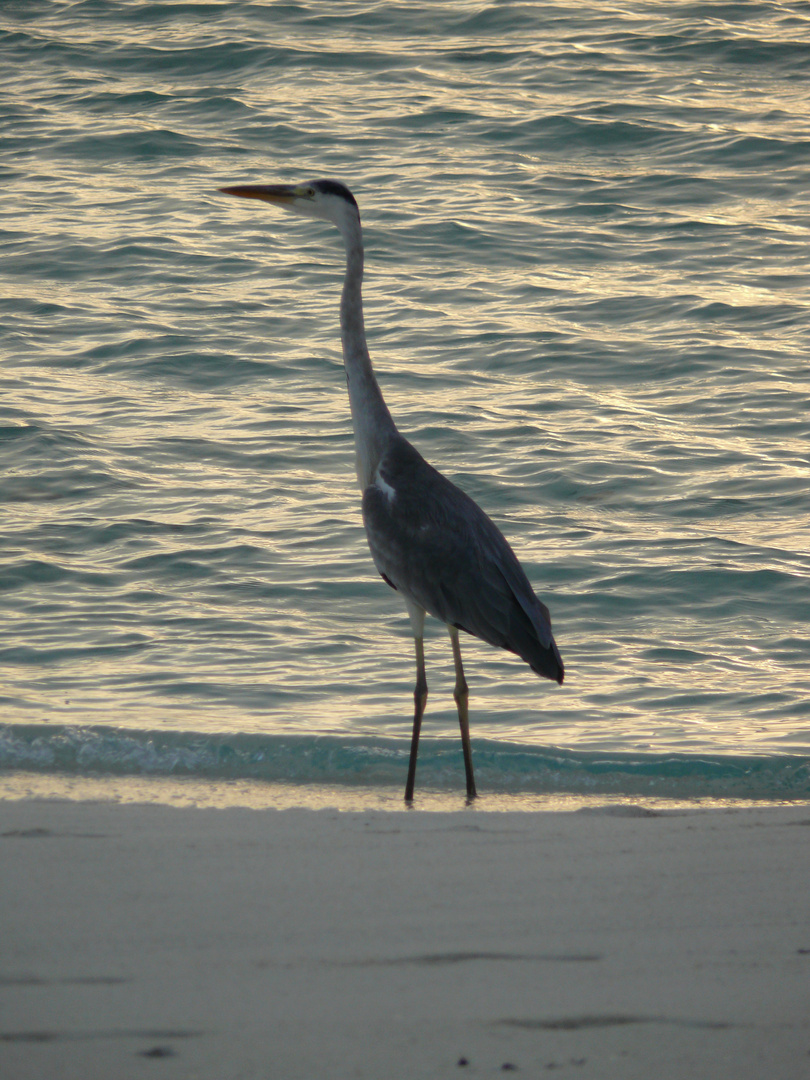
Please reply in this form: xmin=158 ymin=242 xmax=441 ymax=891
xmin=1 ymin=1 xmax=809 ymax=802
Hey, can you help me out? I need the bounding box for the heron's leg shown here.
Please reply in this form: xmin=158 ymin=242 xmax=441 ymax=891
xmin=405 ymin=635 xmax=427 ymax=802
xmin=449 ymin=625 xmax=476 ymax=799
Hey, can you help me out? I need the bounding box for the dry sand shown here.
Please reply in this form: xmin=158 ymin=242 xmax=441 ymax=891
xmin=1 ymin=798 xmax=809 ymax=1079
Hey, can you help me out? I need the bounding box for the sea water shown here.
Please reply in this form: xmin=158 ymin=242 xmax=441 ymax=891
xmin=1 ymin=1 xmax=809 ymax=806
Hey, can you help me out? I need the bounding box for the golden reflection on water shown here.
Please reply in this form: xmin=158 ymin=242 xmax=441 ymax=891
xmin=3 ymin=0 xmax=807 ymax=766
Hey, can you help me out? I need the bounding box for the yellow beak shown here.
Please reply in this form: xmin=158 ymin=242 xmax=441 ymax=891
xmin=218 ymin=184 xmax=300 ymax=205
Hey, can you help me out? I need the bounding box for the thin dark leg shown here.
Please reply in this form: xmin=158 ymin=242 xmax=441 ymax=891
xmin=449 ymin=627 xmax=476 ymax=799
xmin=405 ymin=636 xmax=427 ymax=802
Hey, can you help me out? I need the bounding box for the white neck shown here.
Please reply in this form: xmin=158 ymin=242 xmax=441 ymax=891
xmin=336 ymin=213 xmax=398 ymax=490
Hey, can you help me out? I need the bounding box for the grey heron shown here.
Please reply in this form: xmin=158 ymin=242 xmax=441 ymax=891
xmin=219 ymin=179 xmax=563 ymax=800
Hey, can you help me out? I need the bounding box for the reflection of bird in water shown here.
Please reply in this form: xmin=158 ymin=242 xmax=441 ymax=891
xmin=220 ymin=179 xmax=564 ymax=800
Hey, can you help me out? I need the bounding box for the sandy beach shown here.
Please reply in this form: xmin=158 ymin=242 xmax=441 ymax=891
xmin=1 ymin=798 xmax=808 ymax=1079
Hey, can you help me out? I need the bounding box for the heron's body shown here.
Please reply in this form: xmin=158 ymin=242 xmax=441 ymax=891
xmin=220 ymin=179 xmax=563 ymax=799
xmin=364 ymin=434 xmax=562 ymax=682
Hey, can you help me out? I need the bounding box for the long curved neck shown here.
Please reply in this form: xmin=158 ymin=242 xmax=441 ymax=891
xmin=338 ymin=216 xmax=398 ymax=490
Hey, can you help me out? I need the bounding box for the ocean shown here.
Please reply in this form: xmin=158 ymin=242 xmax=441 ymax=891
xmin=1 ymin=0 xmax=808 ymax=808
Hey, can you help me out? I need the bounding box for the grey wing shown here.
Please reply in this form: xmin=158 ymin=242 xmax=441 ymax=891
xmin=362 ymin=437 xmax=563 ymax=684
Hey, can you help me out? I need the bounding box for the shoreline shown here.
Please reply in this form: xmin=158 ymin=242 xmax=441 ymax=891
xmin=3 ymin=770 xmax=810 ymax=813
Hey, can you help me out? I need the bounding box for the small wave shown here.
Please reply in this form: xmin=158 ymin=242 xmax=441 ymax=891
xmin=1 ymin=723 xmax=808 ymax=801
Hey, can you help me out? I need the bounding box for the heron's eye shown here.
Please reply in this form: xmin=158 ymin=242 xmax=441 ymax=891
xmin=305 ymin=186 xmax=316 ymax=197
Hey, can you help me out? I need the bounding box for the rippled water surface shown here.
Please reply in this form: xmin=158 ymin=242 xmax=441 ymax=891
xmin=1 ymin=1 xmax=809 ymax=800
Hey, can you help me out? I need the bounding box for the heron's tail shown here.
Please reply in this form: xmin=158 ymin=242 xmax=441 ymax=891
xmin=527 ymin=636 xmax=564 ymax=685
xmin=508 ymin=591 xmax=564 ymax=685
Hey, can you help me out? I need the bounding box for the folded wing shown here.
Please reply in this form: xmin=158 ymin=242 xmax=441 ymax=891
xmin=362 ymin=436 xmax=563 ymax=684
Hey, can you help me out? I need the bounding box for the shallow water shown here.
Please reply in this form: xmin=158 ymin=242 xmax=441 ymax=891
xmin=1 ymin=1 xmax=809 ymax=801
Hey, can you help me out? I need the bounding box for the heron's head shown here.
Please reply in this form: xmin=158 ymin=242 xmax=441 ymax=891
xmin=219 ymin=179 xmax=360 ymax=236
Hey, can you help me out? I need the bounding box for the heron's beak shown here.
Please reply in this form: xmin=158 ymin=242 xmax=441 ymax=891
xmin=218 ymin=184 xmax=300 ymax=205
